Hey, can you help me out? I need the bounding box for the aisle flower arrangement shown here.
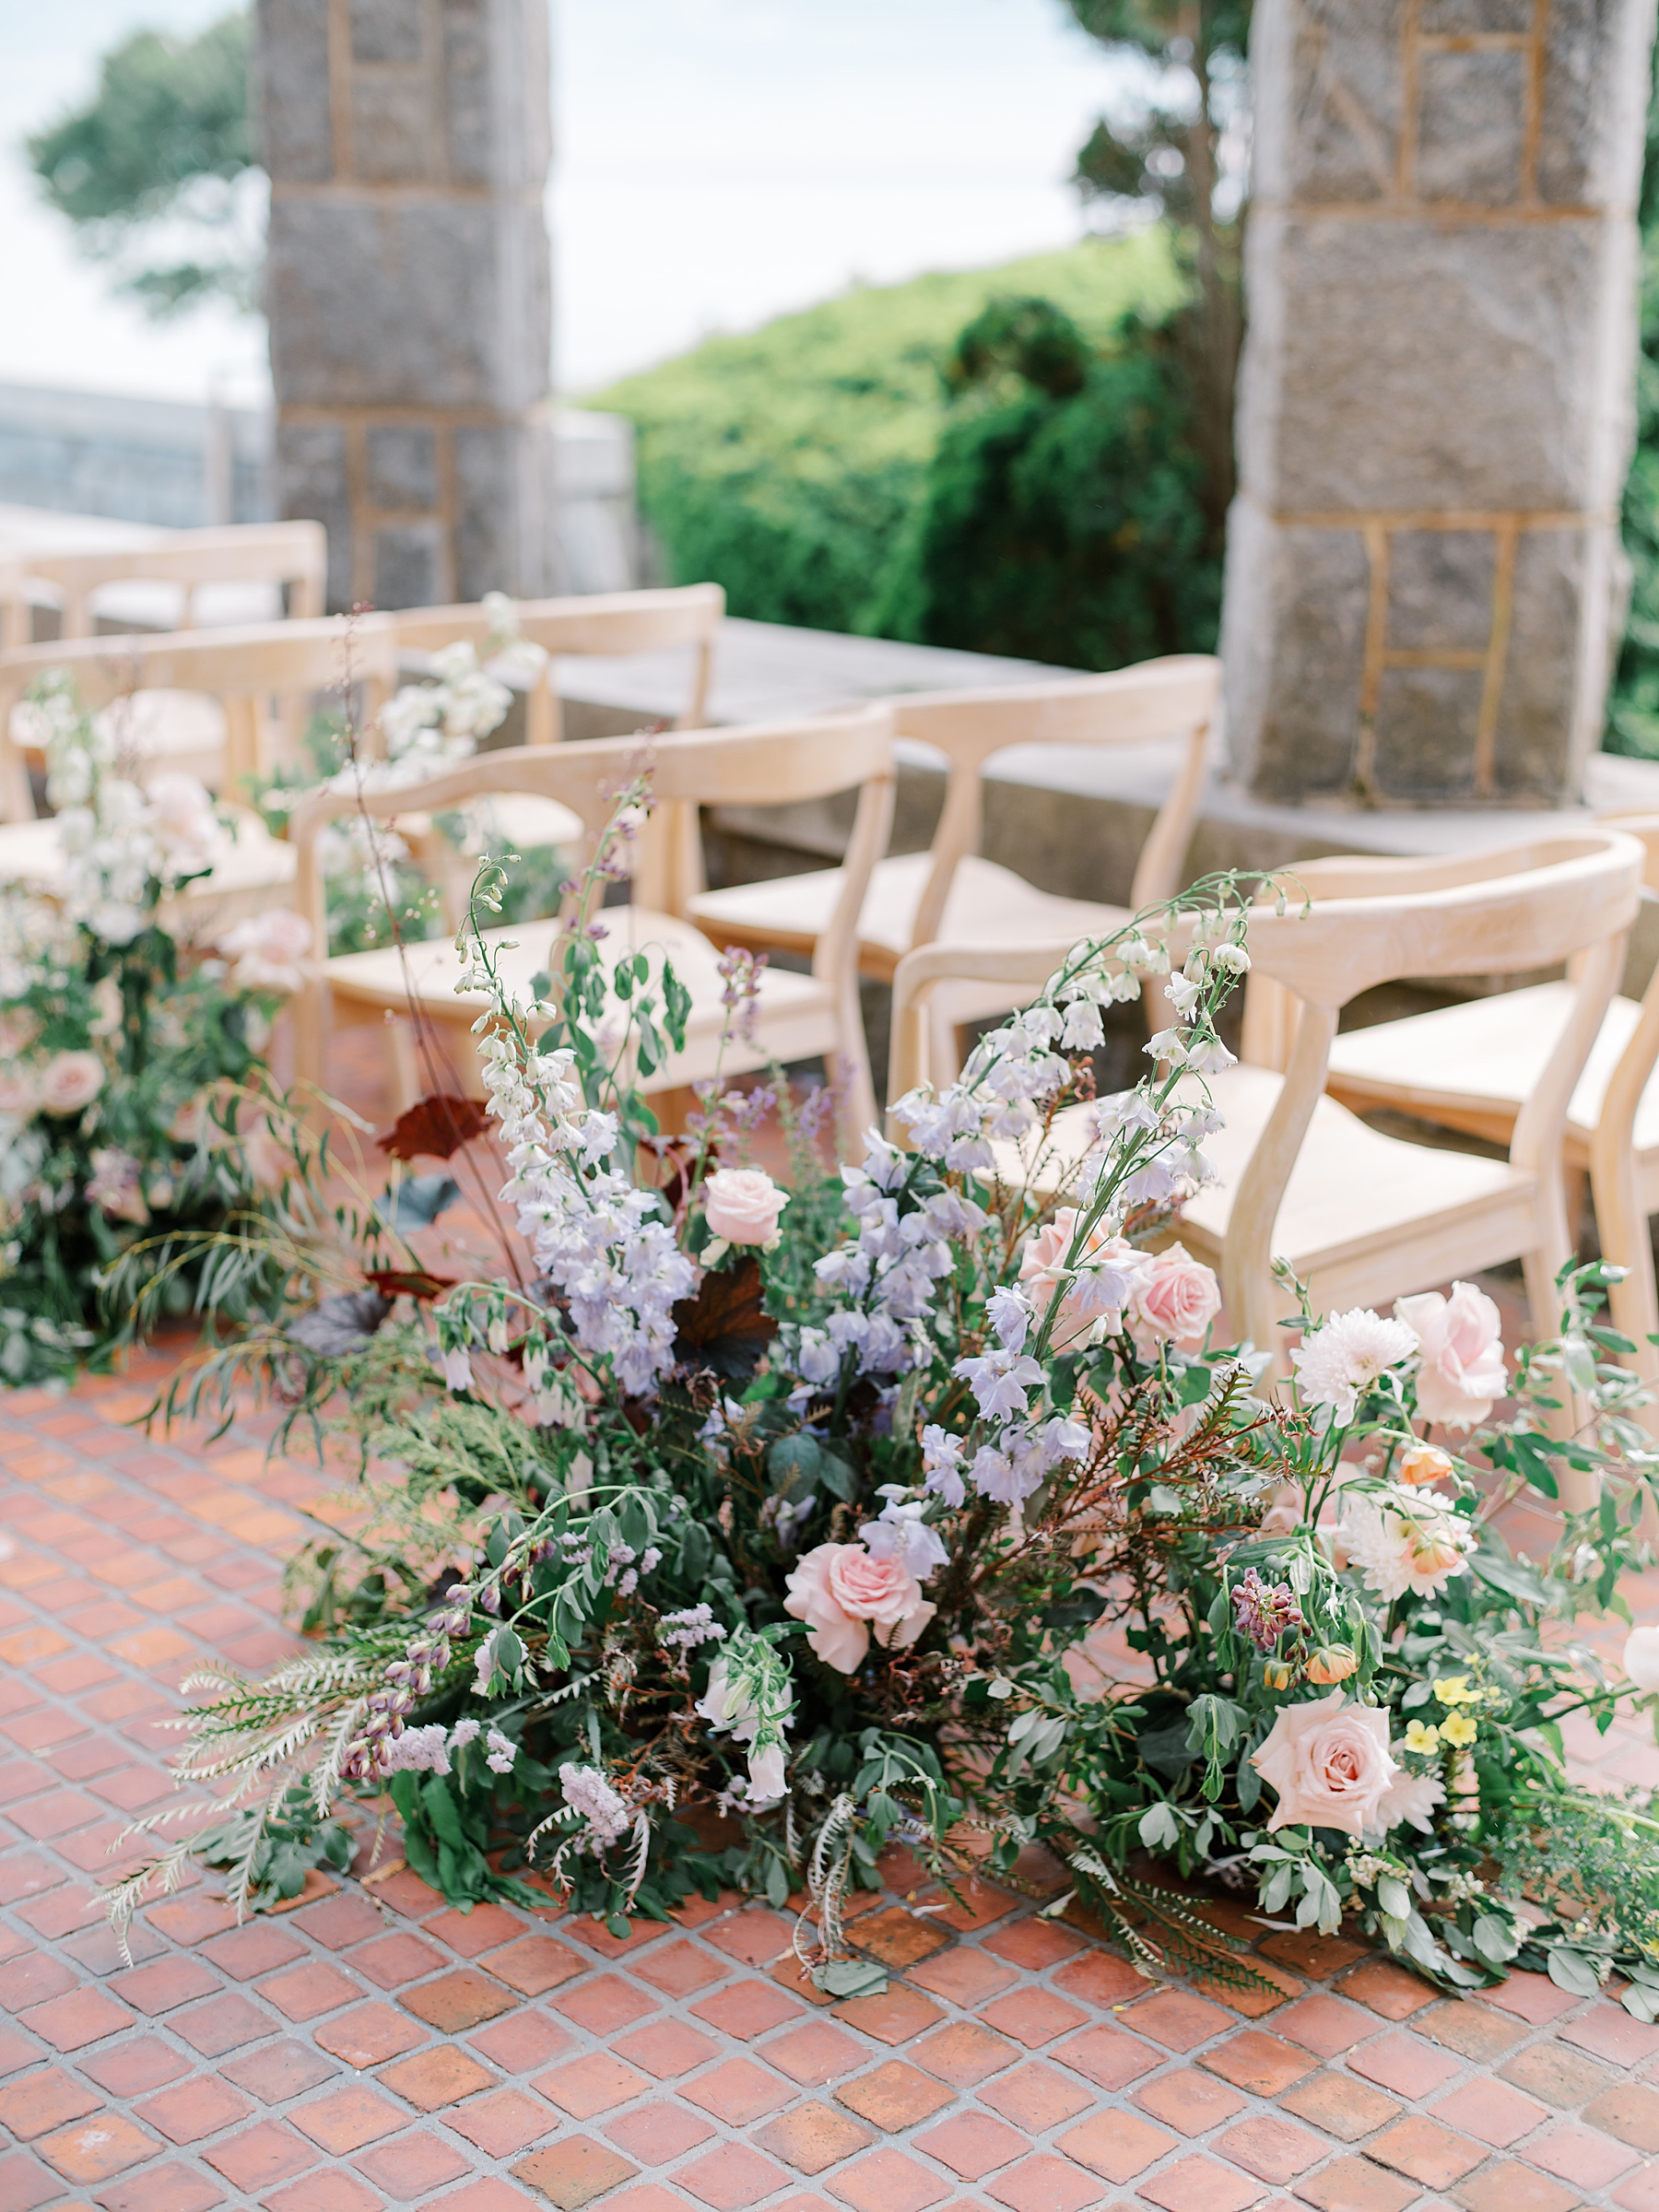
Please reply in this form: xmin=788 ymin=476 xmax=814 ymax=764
xmin=0 ymin=677 xmax=303 ymax=1383
xmin=108 ymin=784 xmax=1659 ymax=2008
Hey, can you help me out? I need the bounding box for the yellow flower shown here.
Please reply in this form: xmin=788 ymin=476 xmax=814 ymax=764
xmin=1440 ymin=1712 xmax=1478 ymax=1747
xmin=1432 ymin=1675 xmax=1477 ymax=1706
xmin=1403 ymin=1719 xmax=1441 ymax=1756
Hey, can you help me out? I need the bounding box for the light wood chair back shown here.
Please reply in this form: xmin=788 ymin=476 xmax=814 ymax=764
xmin=1569 ymin=814 xmax=1659 ymax=1372
xmin=0 ymin=615 xmax=398 ymax=819
xmin=289 ymin=707 xmax=895 ymax=1134
xmin=889 ymin=830 xmax=1645 ymax=1359
xmin=5 ymin=522 xmax=327 ymax=648
xmin=389 ymin=583 xmax=724 ymax=747
xmin=890 ymin=655 xmax=1219 ymax=952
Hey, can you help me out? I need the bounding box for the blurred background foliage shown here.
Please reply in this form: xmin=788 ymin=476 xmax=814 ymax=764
xmin=29 ymin=0 xmax=1659 ymax=749
xmin=1607 ymin=58 xmax=1659 ymax=759
xmin=26 ymin=9 xmax=257 ymax=316
xmin=596 ymin=0 xmax=1249 ymax=672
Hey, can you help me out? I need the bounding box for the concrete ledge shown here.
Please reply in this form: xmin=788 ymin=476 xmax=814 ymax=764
xmin=552 ymin=613 xmax=1659 ymax=993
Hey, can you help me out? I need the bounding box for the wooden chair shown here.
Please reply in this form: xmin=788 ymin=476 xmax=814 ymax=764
xmin=0 ymin=521 xmax=326 ymax=650
xmin=1320 ymin=817 xmax=1659 ymax=1398
xmin=686 ymin=656 xmax=1219 ymax=1079
xmin=887 ymin=831 xmax=1646 ymax=1499
xmin=388 ymin=583 xmax=724 ymax=920
xmin=0 ymin=616 xmax=398 ymax=821
xmin=288 ymin=709 xmax=895 ymax=1147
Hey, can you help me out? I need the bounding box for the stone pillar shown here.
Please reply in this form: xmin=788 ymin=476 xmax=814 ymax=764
xmin=254 ymin=0 xmax=557 ymax=612
xmin=1222 ymin=0 xmax=1656 ymax=806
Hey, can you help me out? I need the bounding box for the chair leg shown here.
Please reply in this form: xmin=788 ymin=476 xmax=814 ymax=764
xmin=1591 ymin=1154 xmax=1659 ymax=1543
xmin=829 ymin=979 xmax=879 ymax=1160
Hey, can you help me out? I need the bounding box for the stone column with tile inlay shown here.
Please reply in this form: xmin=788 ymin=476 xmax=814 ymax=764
xmin=1222 ymin=0 xmax=1657 ymax=805
xmin=255 ymin=0 xmax=557 ymax=611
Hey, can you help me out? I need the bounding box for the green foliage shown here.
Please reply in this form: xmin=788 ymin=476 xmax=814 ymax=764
xmin=25 ymin=10 xmax=258 ymax=316
xmin=197 ymin=1788 xmax=354 ymax=1911
xmin=592 ymin=232 xmax=1184 ymax=641
xmin=868 ymin=298 xmax=1222 ymax=666
xmin=1610 ymin=53 xmax=1659 ymax=757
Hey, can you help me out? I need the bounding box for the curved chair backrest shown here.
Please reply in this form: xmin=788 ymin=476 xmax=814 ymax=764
xmin=15 ymin=522 xmax=327 ymax=641
xmin=389 ymin=583 xmax=725 ymax=746
xmin=289 ymin=706 xmax=896 ymax=994
xmin=888 ymin=655 xmax=1220 ymax=952
xmin=888 ymin=831 xmax=1645 ymax=1337
xmin=1227 ymin=833 xmax=1644 ymax=1347
xmin=0 ymin=615 xmax=399 ymax=818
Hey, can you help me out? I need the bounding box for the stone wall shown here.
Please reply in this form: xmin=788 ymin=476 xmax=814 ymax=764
xmin=255 ymin=0 xmax=558 ymax=610
xmin=1223 ymin=0 xmax=1657 ymax=806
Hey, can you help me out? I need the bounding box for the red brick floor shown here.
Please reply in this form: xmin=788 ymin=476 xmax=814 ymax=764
xmin=7 ymin=1369 xmax=1659 ymax=2210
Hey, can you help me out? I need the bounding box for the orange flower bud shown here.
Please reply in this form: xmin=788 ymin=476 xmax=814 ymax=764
xmin=1262 ymin=1657 xmax=1297 ymax=1690
xmin=1306 ymin=1643 xmax=1359 ymax=1685
xmin=1398 ymin=1443 xmax=1454 ymax=1488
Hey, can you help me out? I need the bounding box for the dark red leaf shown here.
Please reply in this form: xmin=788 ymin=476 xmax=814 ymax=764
xmin=672 ymin=1255 xmax=777 ymax=1381
xmin=365 ymin=1267 xmax=458 ymax=1302
xmin=376 ymin=1095 xmax=490 ymax=1162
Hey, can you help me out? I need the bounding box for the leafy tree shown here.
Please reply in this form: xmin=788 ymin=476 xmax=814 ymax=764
xmin=1065 ymin=1 xmax=1251 ymax=535
xmin=1609 ymin=55 xmax=1659 ymax=757
xmin=868 ymin=296 xmax=1221 ymax=667
xmin=25 ymin=10 xmax=258 ymax=317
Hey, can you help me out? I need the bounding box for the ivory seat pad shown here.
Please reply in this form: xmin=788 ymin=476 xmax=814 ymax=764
xmin=0 ymin=806 xmax=295 ymax=927
xmin=323 ymin=905 xmax=835 ymax=1087
xmin=996 ymin=1065 xmax=1530 ymax=1299
xmin=12 ymin=689 xmax=228 ymax=794
xmin=689 ymin=851 xmax=1131 ymax=981
xmin=1324 ymin=981 xmax=1659 ymax=1158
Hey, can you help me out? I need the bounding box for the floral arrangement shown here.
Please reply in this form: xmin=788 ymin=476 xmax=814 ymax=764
xmin=0 ymin=677 xmax=306 ymax=1383
xmin=251 ymin=594 xmax=562 ymax=956
xmin=106 ymin=796 xmax=1659 ymax=2010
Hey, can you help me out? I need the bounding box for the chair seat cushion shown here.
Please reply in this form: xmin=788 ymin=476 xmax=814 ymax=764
xmin=689 ymin=852 xmax=1133 ymax=981
xmin=998 ymin=1065 xmax=1530 ymax=1310
xmin=324 ymin=906 xmax=836 ymax=1089
xmin=1324 ymin=981 xmax=1659 ymax=1156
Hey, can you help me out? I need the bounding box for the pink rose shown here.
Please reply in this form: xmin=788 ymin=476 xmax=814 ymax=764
xmin=1250 ymin=1688 xmax=1400 ymax=1837
xmin=39 ymin=1051 xmax=105 ymax=1117
xmin=0 ymin=1065 xmax=38 ymax=1117
xmin=704 ymin=1167 xmax=790 ymax=1247
xmin=218 ymin=908 xmax=313 ymax=994
xmin=1130 ymin=1242 xmax=1221 ymax=1353
xmin=1019 ymin=1210 xmax=1146 ymax=1350
xmin=784 ymin=1541 xmax=935 ymax=1675
xmin=1395 ymin=1282 xmax=1506 ymax=1430
xmin=146 ymin=771 xmax=222 ymax=869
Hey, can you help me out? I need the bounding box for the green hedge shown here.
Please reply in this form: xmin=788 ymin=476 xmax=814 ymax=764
xmin=590 ymin=231 xmax=1186 ymax=651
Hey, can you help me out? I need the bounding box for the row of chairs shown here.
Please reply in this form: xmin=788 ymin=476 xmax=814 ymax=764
xmin=10 ymin=552 xmax=1659 ymax=1451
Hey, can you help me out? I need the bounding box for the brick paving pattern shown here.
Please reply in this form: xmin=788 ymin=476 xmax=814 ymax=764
xmin=6 ymin=1361 xmax=1659 ymax=2210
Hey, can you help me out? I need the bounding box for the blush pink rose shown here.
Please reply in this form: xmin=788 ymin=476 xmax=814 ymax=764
xmin=704 ymin=1167 xmax=790 ymax=1246
xmin=1019 ymin=1210 xmax=1146 ymax=1350
xmin=0 ymin=1065 xmax=39 ymax=1117
xmin=1130 ymin=1242 xmax=1221 ymax=1353
xmin=1250 ymin=1688 xmax=1400 ymax=1837
xmin=218 ymin=908 xmax=313 ymax=994
xmin=1395 ymin=1281 xmax=1506 ymax=1430
xmin=39 ymin=1050 xmax=105 ymax=1116
xmin=784 ymin=1541 xmax=935 ymax=1674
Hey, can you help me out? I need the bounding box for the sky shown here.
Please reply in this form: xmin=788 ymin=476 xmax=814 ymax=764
xmin=0 ymin=0 xmax=1132 ymax=405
